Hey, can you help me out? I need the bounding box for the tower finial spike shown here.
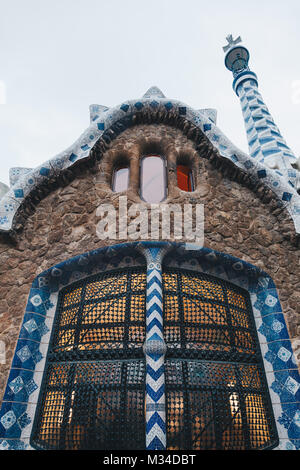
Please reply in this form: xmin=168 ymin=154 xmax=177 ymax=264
xmin=223 ymin=34 xmax=242 ymax=53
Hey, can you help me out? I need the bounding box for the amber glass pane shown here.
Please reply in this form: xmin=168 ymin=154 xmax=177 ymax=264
xmin=165 ymin=295 xmax=179 ymax=321
xmin=32 ymin=267 xmax=147 ymax=450
xmin=163 ymin=269 xmax=257 ymax=357
xmin=165 ymin=359 xmax=277 ymax=450
xmin=163 ymin=269 xmax=278 ymax=450
xmin=38 ymin=390 xmax=65 ymax=447
xmin=52 ymin=268 xmax=146 ymax=353
xmin=245 ymin=394 xmax=271 ymax=448
xmin=163 ymin=272 xmax=178 ymax=291
xmin=130 ymin=294 xmax=146 ymax=322
xmin=32 ymin=361 xmax=146 ymax=450
xmin=81 ymin=298 xmax=126 ymax=324
xmin=181 ymin=275 xmax=225 ymax=302
xmin=63 ymin=288 xmax=82 ymax=307
xmin=183 ymin=298 xmax=227 ymax=325
xmin=57 ymin=329 xmax=75 ymax=350
xmin=85 ymin=274 xmax=128 ymax=299
xmin=227 ymin=289 xmax=247 ymax=309
xmin=57 ymin=306 xmax=78 ymax=328
xmin=79 ymin=326 xmax=124 ymax=344
xmin=131 ymin=272 xmax=147 ymax=291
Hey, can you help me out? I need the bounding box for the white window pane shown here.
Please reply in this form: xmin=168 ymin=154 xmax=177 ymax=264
xmin=140 ymin=156 xmax=166 ymax=203
xmin=112 ymin=167 xmax=129 ymax=192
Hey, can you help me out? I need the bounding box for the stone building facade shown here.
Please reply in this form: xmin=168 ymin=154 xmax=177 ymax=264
xmin=0 ymin=37 xmax=299 ymax=451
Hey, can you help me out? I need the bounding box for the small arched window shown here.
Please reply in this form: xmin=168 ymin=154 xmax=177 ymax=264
xmin=112 ymin=165 xmax=129 ymax=192
xmin=177 ymin=164 xmax=194 ymax=192
xmin=140 ymin=155 xmax=167 ymax=203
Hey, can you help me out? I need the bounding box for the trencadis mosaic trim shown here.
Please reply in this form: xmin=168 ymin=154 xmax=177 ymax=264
xmin=0 ymin=87 xmax=299 ymax=235
xmin=0 ymin=241 xmax=299 ymax=450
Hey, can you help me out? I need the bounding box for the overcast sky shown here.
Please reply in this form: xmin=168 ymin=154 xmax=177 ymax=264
xmin=0 ymin=0 xmax=299 ymax=186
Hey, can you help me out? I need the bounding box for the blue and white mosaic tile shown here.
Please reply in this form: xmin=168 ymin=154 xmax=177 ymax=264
xmin=223 ymin=36 xmax=300 ymax=227
xmin=275 ymin=439 xmax=300 ymax=451
xmin=19 ymin=313 xmax=51 ymax=343
xmin=11 ymin=339 xmax=46 ymax=372
xmin=139 ymin=245 xmax=169 ymax=450
xmin=275 ymin=403 xmax=300 ymax=440
xmin=270 ymin=370 xmax=300 ymax=403
xmin=0 ymin=402 xmax=31 ymax=439
xmin=262 ymin=340 xmax=298 ymax=372
xmin=254 ymin=290 xmax=283 ymax=316
xmin=256 ymin=313 xmax=290 ymax=343
xmin=0 ymin=241 xmax=299 ymax=450
xmin=0 ymin=85 xmax=299 ymax=234
xmin=0 ymin=439 xmax=29 ymax=450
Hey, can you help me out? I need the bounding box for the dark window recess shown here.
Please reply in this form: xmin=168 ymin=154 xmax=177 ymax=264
xmin=177 ymin=165 xmax=194 ymax=192
xmin=30 ymin=267 xmax=147 ymax=450
xmin=112 ymin=166 xmax=129 ymax=192
xmin=162 ymin=268 xmax=278 ymax=450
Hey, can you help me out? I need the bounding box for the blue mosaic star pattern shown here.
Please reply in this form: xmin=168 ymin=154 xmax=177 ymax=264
xmin=0 ymin=241 xmax=299 ymax=450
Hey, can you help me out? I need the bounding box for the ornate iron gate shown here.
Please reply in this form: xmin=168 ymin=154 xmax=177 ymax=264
xmin=31 ymin=265 xmax=278 ymax=450
xmin=163 ymin=268 xmax=278 ymax=450
xmin=31 ymin=267 xmax=147 ymax=450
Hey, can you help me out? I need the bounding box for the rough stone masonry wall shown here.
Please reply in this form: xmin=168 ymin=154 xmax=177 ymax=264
xmin=0 ymin=123 xmax=299 ymax=403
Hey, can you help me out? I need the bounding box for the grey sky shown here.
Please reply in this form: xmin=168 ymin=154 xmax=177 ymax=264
xmin=0 ymin=0 xmax=299 ymax=186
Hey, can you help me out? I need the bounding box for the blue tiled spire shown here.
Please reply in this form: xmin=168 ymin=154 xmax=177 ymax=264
xmin=223 ymin=35 xmax=298 ymax=189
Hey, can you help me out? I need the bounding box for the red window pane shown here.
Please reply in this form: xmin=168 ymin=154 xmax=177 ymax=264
xmin=177 ymin=165 xmax=193 ymax=192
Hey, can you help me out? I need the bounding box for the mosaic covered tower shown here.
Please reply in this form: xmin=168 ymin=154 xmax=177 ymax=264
xmin=0 ymin=36 xmax=299 ymax=451
xmin=223 ymin=35 xmax=299 ymax=190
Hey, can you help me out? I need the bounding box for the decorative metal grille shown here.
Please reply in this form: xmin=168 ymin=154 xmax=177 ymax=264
xmin=163 ymin=268 xmax=278 ymax=450
xmin=31 ymin=264 xmax=278 ymax=450
xmin=31 ymin=267 xmax=147 ymax=450
xmin=50 ymin=267 xmax=147 ymax=360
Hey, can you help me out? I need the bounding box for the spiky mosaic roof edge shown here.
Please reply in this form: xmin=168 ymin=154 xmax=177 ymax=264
xmin=0 ymin=87 xmax=299 ymax=234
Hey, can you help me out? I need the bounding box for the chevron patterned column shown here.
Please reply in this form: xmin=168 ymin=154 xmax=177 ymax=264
xmin=236 ymin=81 xmax=298 ymax=184
xmin=138 ymin=244 xmax=169 ymax=450
xmin=223 ymin=35 xmax=298 ymax=189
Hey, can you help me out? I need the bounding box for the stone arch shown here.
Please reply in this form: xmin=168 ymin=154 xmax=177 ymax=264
xmin=0 ymin=101 xmax=298 ymax=241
